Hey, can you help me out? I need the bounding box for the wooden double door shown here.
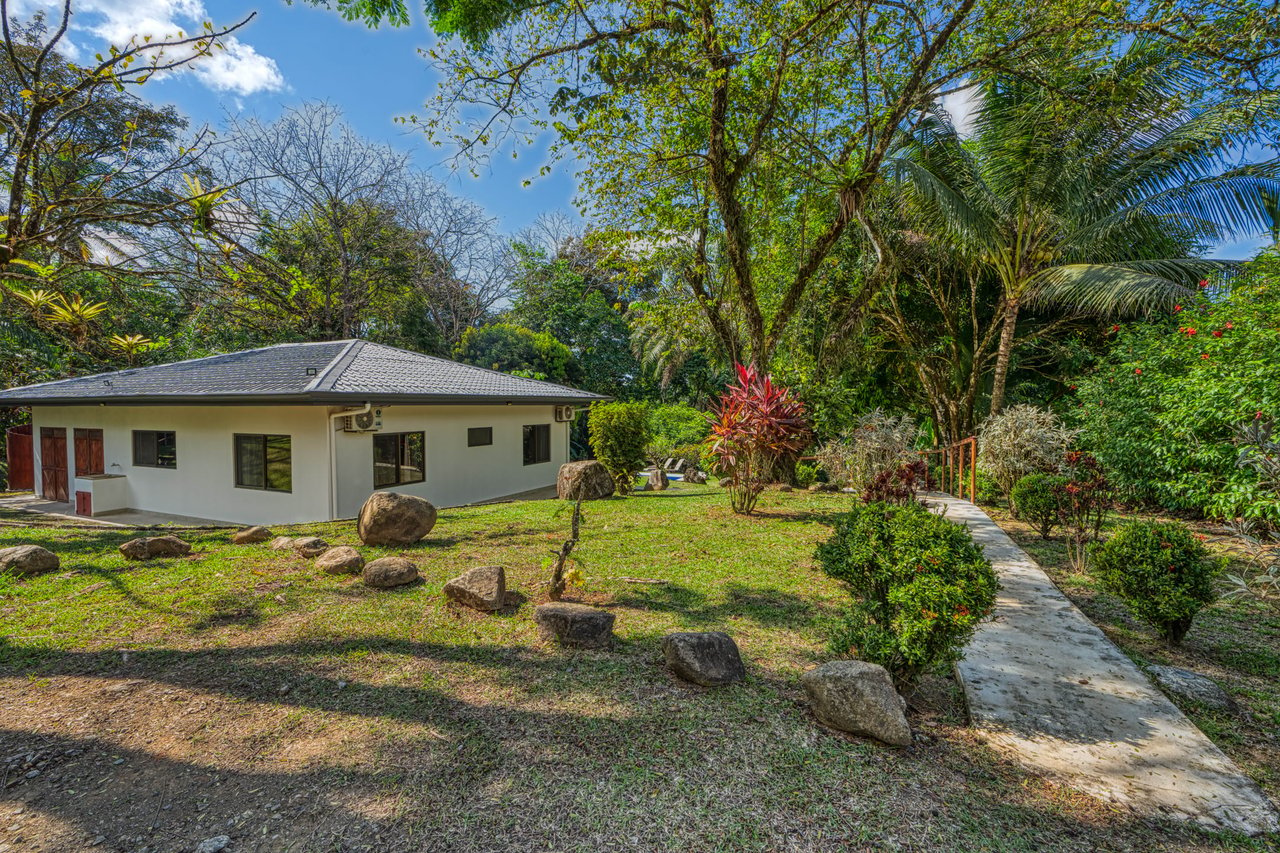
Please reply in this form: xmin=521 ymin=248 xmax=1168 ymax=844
xmin=37 ymin=427 xmax=102 ymax=503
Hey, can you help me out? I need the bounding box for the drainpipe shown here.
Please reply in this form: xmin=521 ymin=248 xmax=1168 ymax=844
xmin=327 ymin=403 xmax=371 ymax=520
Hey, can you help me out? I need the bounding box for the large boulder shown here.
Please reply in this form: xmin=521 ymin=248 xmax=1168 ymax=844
xmin=556 ymin=461 xmax=615 ymax=501
xmin=269 ymin=536 xmax=295 ymax=551
xmin=362 ymin=556 xmax=419 ymax=589
xmin=662 ymin=631 xmax=746 ymax=687
xmin=118 ymin=535 xmax=191 ymax=561
xmin=315 ymin=546 xmax=365 ymax=575
xmin=534 ymin=602 xmax=615 ymax=648
xmin=801 ymin=660 xmax=912 ymax=747
xmin=650 ymin=468 xmax=669 ymax=491
xmin=1146 ymin=665 xmax=1238 ymax=712
xmin=444 ymin=565 xmax=506 ymax=611
xmin=685 ymin=470 xmax=708 ymax=485
xmin=292 ymin=537 xmax=329 ymax=558
xmin=357 ymin=491 xmax=437 ymax=546
xmin=0 ymin=544 xmax=59 ymax=577
xmin=230 ymin=526 xmax=272 ymax=545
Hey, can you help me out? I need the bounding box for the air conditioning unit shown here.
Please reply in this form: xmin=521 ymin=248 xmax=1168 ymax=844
xmin=554 ymin=405 xmax=577 ymax=423
xmin=342 ymin=407 xmax=383 ymax=432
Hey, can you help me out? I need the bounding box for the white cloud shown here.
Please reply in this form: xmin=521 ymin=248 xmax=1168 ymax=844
xmin=10 ymin=0 xmax=285 ymax=96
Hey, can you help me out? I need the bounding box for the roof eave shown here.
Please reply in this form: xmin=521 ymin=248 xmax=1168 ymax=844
xmin=2 ymin=391 xmax=608 ymax=407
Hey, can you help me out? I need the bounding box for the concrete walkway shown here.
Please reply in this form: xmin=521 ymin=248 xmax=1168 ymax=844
xmin=932 ymin=494 xmax=1279 ymax=836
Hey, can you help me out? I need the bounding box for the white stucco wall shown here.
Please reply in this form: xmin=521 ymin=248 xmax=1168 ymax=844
xmin=30 ymin=405 xmax=332 ymax=525
xmin=28 ymin=402 xmax=571 ymax=523
xmin=332 ymin=404 xmax=570 ymax=518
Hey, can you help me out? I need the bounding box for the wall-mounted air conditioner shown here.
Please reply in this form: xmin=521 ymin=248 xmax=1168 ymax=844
xmin=554 ymin=405 xmax=576 ymax=423
xmin=342 ymin=408 xmax=383 ymax=432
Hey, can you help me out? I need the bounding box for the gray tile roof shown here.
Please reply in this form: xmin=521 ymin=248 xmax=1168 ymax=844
xmin=0 ymin=340 xmax=606 ymax=406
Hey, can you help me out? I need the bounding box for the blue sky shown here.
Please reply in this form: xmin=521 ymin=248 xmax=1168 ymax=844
xmin=12 ymin=0 xmax=1274 ymax=256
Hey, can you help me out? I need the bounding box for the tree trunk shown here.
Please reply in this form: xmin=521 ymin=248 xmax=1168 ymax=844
xmin=988 ymin=296 xmax=1021 ymax=416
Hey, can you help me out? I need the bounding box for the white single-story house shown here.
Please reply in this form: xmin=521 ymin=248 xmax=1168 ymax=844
xmin=0 ymin=340 xmax=605 ymax=524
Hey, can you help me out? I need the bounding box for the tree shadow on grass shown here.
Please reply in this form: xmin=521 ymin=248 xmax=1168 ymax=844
xmin=612 ymin=581 xmax=827 ymax=631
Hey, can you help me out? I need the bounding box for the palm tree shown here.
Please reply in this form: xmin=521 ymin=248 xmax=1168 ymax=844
xmin=893 ymin=40 xmax=1280 ymax=414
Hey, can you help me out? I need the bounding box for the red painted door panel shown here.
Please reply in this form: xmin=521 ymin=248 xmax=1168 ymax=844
xmin=39 ymin=427 xmax=68 ymax=502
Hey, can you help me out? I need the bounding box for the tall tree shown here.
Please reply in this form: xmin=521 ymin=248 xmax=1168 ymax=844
xmin=893 ymin=39 xmax=1280 ymax=413
xmin=317 ymin=0 xmax=1279 ymax=369
xmin=0 ymin=3 xmax=251 ymax=273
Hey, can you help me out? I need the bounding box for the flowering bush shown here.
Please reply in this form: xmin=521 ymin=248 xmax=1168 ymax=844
xmin=1010 ymin=473 xmax=1068 ymax=539
xmin=815 ymin=409 xmax=920 ymax=491
xmin=978 ymin=405 xmax=1076 ymax=502
xmin=707 ymin=363 xmax=810 ymax=514
xmin=817 ymin=501 xmax=997 ymax=689
xmin=1073 ymin=248 xmax=1280 ymax=523
xmin=1089 ymin=520 xmax=1222 ymax=644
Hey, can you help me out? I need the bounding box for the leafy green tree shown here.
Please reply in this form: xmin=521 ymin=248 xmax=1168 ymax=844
xmin=453 ymin=323 xmax=582 ymax=385
xmin=894 ymin=39 xmax=1280 ymax=414
xmin=505 ymin=241 xmax=641 ymax=398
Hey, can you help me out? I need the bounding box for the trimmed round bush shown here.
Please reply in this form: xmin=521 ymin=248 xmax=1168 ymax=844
xmin=1089 ymin=520 xmax=1222 ymax=644
xmin=1011 ymin=473 xmax=1068 ymax=538
xmin=816 ymin=500 xmax=998 ymax=689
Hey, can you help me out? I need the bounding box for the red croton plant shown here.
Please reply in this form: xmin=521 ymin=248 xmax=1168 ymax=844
xmin=707 ymin=363 xmax=811 ymax=514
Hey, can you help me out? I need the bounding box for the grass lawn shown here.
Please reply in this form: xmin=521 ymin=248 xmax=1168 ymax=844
xmin=985 ymin=503 xmax=1280 ymax=812
xmin=0 ymin=485 xmax=1271 ymax=852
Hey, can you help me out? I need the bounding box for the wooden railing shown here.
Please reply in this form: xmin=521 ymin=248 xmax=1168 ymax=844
xmin=920 ymin=436 xmax=977 ymax=501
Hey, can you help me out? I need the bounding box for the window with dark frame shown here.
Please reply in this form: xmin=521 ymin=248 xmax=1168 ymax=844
xmin=132 ymin=430 xmax=177 ymax=469
xmin=467 ymin=427 xmax=493 ymax=447
xmin=234 ymin=434 xmax=292 ymax=492
xmin=373 ymin=432 xmax=425 ymax=487
xmin=522 ymin=424 xmax=551 ymax=466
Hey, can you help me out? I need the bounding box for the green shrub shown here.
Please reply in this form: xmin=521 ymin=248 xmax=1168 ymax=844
xmin=795 ymin=462 xmax=818 ymax=488
xmin=648 ymin=404 xmax=710 ymax=448
xmin=587 ymin=402 xmax=651 ymax=495
xmin=816 ymin=501 xmax=998 ymax=689
xmin=1011 ymin=473 xmax=1068 ymax=538
xmin=1089 ymin=520 xmax=1222 ymax=644
xmin=974 ymin=468 xmax=1002 ymax=506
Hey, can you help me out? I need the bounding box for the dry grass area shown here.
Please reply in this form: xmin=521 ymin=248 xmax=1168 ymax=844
xmin=0 ymin=485 xmax=1271 ymax=852
xmin=986 ymin=503 xmax=1280 ymax=810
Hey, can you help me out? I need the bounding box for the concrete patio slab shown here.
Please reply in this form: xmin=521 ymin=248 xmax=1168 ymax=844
xmin=0 ymin=494 xmax=234 ymax=527
xmin=932 ymin=494 xmax=1279 ymax=836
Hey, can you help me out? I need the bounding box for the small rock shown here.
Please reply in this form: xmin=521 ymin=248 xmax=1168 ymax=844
xmin=194 ymin=836 xmax=231 ymax=853
xmin=291 ymin=537 xmax=329 ymax=558
xmin=718 ymin=477 xmax=732 ymax=488
xmin=556 ymin=461 xmax=615 ymax=500
xmin=230 ymin=526 xmax=272 ymax=545
xmin=662 ymin=632 xmax=746 ymax=687
xmin=362 ymin=556 xmax=419 ymax=589
xmin=443 ymin=565 xmax=506 ymax=611
xmin=268 ymin=536 xmax=295 ymax=551
xmin=1145 ymin=665 xmax=1238 ymax=712
xmin=314 ymin=546 xmax=364 ymax=575
xmin=777 ymin=484 xmax=793 ymax=492
xmin=534 ymin=602 xmax=615 ymax=648
xmin=685 ymin=470 xmax=708 ymax=485
xmin=0 ymin=544 xmax=59 ymax=577
xmin=801 ymin=660 xmax=912 ymax=747
xmin=357 ymin=491 xmax=437 ymax=546
xmin=118 ymin=535 xmax=191 ymax=561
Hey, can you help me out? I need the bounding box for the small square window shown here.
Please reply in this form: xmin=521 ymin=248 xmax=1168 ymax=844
xmin=522 ymin=424 xmax=551 ymax=466
xmin=467 ymin=427 xmax=493 ymax=447
xmin=373 ymin=432 xmax=425 ymax=487
xmin=235 ymin=434 xmax=292 ymax=492
xmin=132 ymin=430 xmax=177 ymax=469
